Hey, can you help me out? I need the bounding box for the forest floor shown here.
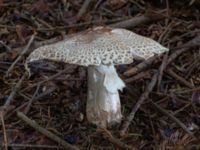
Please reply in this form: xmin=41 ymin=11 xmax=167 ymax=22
xmin=0 ymin=0 xmax=200 ymax=150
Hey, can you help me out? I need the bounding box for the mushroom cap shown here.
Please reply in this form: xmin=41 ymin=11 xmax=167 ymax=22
xmin=27 ymin=26 xmax=168 ymax=66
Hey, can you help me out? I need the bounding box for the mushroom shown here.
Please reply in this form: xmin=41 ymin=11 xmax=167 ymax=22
xmin=27 ymin=26 xmax=168 ymax=127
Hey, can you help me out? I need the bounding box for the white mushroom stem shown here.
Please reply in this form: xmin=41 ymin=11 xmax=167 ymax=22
xmin=86 ymin=65 xmax=125 ymax=127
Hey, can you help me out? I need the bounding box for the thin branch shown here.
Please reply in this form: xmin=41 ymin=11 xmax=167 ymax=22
xmin=3 ymin=86 xmax=56 ymax=123
xmin=0 ymin=112 xmax=8 ymax=150
xmin=0 ymin=41 xmax=11 ymax=51
xmin=35 ymin=18 xmax=125 ymax=32
xmin=4 ymin=74 xmax=26 ymax=107
xmin=149 ymin=100 xmax=194 ymax=137
xmin=6 ymin=143 xmax=64 ymax=149
xmin=167 ymin=36 xmax=200 ymax=64
xmin=17 ymin=111 xmax=79 ymax=150
xmin=124 ymin=56 xmax=159 ymax=76
xmin=110 ymin=12 xmax=165 ymax=29
xmin=5 ymin=34 xmax=35 ymax=77
xmin=175 ymin=86 xmax=200 ymax=94
xmin=77 ymin=0 xmax=93 ymax=20
xmin=21 ymin=66 xmax=73 ymax=92
xmin=157 ymin=53 xmax=168 ymax=91
xmin=125 ymin=70 xmax=151 ymax=83
xmin=166 ymin=68 xmax=194 ymax=88
xmin=120 ymin=71 xmax=158 ymax=136
xmin=158 ymin=22 xmax=173 ymax=44
xmin=24 ymin=84 xmax=41 ymax=114
xmin=98 ymin=128 xmax=137 ymax=150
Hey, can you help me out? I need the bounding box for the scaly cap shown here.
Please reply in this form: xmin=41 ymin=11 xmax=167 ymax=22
xmin=27 ymin=26 xmax=168 ymax=66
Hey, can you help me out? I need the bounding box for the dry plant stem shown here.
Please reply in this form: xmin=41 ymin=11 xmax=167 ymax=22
xmin=24 ymin=84 xmax=40 ymax=114
xmin=0 ymin=112 xmax=8 ymax=150
xmin=35 ymin=18 xmax=124 ymax=31
xmin=4 ymin=74 xmax=26 ymax=107
xmin=173 ymin=103 xmax=191 ymax=115
xmin=87 ymin=65 xmax=124 ymax=127
xmin=120 ymin=72 xmax=158 ymax=136
xmin=110 ymin=15 xmax=151 ymax=29
xmin=124 ymin=56 xmax=158 ymax=76
xmin=17 ymin=111 xmax=79 ymax=150
xmin=6 ymin=144 xmax=63 ymax=149
xmin=3 ymin=86 xmax=56 ymax=123
xmin=166 ymin=29 xmax=200 ymax=45
xmin=158 ymin=21 xmax=173 ymax=43
xmin=5 ymin=34 xmax=35 ymax=77
xmin=99 ymin=128 xmax=137 ymax=150
xmin=36 ymin=18 xmax=54 ymax=29
xmin=21 ymin=66 xmax=74 ymax=92
xmin=157 ymin=53 xmax=168 ymax=91
xmin=149 ymin=100 xmax=194 ymax=137
xmin=0 ymin=41 xmax=11 ymax=51
xmin=125 ymin=71 xmax=151 ymax=83
xmin=176 ymin=86 xmax=200 ymax=94
xmin=77 ymin=0 xmax=93 ymax=20
xmin=34 ymin=36 xmax=66 ymax=48
xmin=167 ymin=36 xmax=200 ymax=64
xmin=166 ymin=68 xmax=194 ymax=88
xmin=110 ymin=13 xmax=164 ymax=29
xmin=31 ymin=86 xmax=56 ymax=100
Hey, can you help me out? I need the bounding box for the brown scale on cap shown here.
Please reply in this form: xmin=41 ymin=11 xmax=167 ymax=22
xmin=27 ymin=26 xmax=168 ymax=66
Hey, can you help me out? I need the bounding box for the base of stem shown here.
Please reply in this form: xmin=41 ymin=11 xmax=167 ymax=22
xmin=86 ymin=65 xmax=124 ymax=127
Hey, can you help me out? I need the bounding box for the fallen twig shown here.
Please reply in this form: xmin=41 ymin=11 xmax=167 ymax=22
xmin=157 ymin=53 xmax=168 ymax=91
xmin=110 ymin=12 xmax=165 ymax=29
xmin=5 ymin=34 xmax=35 ymax=77
xmin=35 ymin=18 xmax=125 ymax=32
xmin=98 ymin=128 xmax=137 ymax=150
xmin=17 ymin=111 xmax=79 ymax=150
xmin=166 ymin=68 xmax=194 ymax=88
xmin=120 ymin=71 xmax=158 ymax=136
xmin=0 ymin=112 xmax=8 ymax=150
xmin=124 ymin=56 xmax=159 ymax=76
xmin=174 ymin=86 xmax=200 ymax=94
xmin=165 ymin=29 xmax=200 ymax=45
xmin=24 ymin=84 xmax=41 ymax=114
xmin=3 ymin=74 xmax=26 ymax=107
xmin=5 ymin=143 xmax=63 ymax=149
xmin=77 ymin=0 xmax=93 ymax=20
xmin=149 ymin=100 xmax=194 ymax=137
xmin=167 ymin=36 xmax=200 ymax=64
xmin=125 ymin=70 xmax=151 ymax=83
xmin=21 ymin=66 xmax=74 ymax=92
xmin=3 ymin=86 xmax=56 ymax=122
xmin=0 ymin=41 xmax=11 ymax=52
